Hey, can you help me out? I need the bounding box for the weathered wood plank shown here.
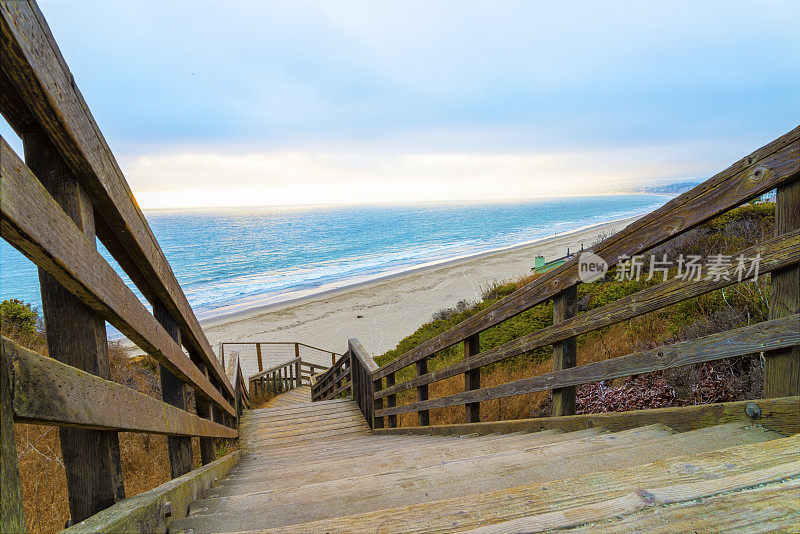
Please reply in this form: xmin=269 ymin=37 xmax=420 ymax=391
xmin=0 ymin=1 xmax=234 ymax=398
xmin=552 ymin=285 xmax=577 ymax=416
xmin=765 ymin=178 xmax=800 ymax=397
xmin=2 ymin=337 xmax=237 ymax=438
xmin=375 ymin=229 xmax=800 ymax=399
xmin=374 ymin=314 xmax=800 ymax=418
xmin=374 ymin=126 xmax=800 ymax=379
xmin=465 ymin=462 xmax=800 ymax=533
xmin=25 ymin=130 xmax=125 ymax=520
xmin=0 ymin=137 xmax=235 ymax=417
xmin=1 ymin=336 xmax=25 ymax=534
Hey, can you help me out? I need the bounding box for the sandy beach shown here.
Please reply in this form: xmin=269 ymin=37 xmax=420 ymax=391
xmin=198 ymin=216 xmax=638 ymax=371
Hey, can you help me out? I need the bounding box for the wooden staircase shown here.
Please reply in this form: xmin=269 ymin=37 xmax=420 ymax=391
xmin=171 ymin=389 xmax=800 ymax=533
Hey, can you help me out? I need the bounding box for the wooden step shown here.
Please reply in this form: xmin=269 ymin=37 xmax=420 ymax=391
xmin=216 ymin=430 xmax=604 ymax=494
xmin=176 ymin=423 xmax=778 ymax=531
xmin=185 ymin=433 xmax=799 ymax=534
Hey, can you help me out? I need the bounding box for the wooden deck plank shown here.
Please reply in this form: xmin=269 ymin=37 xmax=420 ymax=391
xmin=230 ymin=435 xmax=800 ymax=534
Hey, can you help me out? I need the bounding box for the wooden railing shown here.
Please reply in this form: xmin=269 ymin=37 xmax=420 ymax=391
xmin=319 ymin=127 xmax=799 ymax=431
xmin=249 ymin=357 xmax=330 ymax=396
xmin=312 ymin=350 xmax=352 ymax=401
xmin=0 ymin=2 xmax=244 ymax=531
xmin=220 ymin=341 xmax=342 ymax=372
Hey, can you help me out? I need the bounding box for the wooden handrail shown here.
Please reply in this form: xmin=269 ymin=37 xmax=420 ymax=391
xmin=250 ymin=357 xmax=301 ymax=381
xmin=2 ymin=337 xmax=237 ymax=438
xmin=0 ymin=3 xmax=249 ymax=527
xmin=373 ymin=229 xmax=800 ymax=400
xmin=0 ymin=139 xmax=235 ymax=417
xmin=372 ymin=126 xmax=800 ymax=381
xmin=0 ymin=0 xmax=232 ymax=399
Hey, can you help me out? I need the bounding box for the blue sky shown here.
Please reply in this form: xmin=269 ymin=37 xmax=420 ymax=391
xmin=2 ymin=0 xmax=798 ymax=207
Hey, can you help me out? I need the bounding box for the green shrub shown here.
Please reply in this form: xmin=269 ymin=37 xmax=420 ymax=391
xmin=0 ymin=298 xmax=41 ymax=335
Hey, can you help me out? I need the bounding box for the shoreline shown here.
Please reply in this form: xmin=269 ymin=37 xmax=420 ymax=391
xmin=193 ymin=215 xmax=640 ymax=376
xmin=199 ymin=214 xmax=637 ymax=328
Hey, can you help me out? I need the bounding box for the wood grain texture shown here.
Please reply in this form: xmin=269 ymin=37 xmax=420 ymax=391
xmin=2 ymin=337 xmax=237 ymax=438
xmin=374 ymin=314 xmax=800 ymax=418
xmin=765 ymin=178 xmax=800 ymax=397
xmin=25 ymin=130 xmax=125 ymax=519
xmin=374 ymin=126 xmax=800 ymax=380
xmin=0 ymin=137 xmax=235 ymax=417
xmin=374 ymin=229 xmax=800 ymax=400
xmin=465 ymin=462 xmax=800 ymax=533
xmin=0 ymin=0 xmax=233 ymax=399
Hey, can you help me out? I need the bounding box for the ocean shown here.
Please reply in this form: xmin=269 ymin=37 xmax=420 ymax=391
xmin=1 ymin=195 xmax=669 ymax=324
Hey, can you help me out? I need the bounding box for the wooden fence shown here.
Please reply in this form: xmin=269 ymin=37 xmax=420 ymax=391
xmin=249 ymin=356 xmax=330 ymax=396
xmin=316 ymin=127 xmax=799 ymax=430
xmin=0 ymin=1 xmax=247 ymax=531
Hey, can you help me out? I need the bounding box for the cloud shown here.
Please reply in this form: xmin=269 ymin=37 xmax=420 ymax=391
xmin=125 ymin=140 xmax=737 ymax=209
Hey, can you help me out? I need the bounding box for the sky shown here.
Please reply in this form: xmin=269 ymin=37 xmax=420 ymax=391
xmin=2 ymin=0 xmax=798 ymax=208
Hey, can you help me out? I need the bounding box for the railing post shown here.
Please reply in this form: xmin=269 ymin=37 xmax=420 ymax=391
xmin=25 ymin=131 xmax=125 ymax=522
xmin=373 ymin=376 xmax=384 ymax=429
xmin=387 ymin=372 xmax=398 ymax=428
xmin=1 ymin=339 xmax=25 ymax=533
xmin=416 ymin=357 xmax=429 ymax=426
xmin=464 ymin=333 xmax=480 ymax=423
xmin=552 ymin=284 xmax=578 ymax=416
xmin=153 ymin=301 xmax=194 ymax=478
xmin=332 ymin=352 xmax=336 ymax=365
xmin=295 ymin=359 xmax=302 ymax=388
xmin=765 ymin=179 xmax=800 ymax=397
xmin=256 ymin=343 xmax=263 ymax=373
xmin=192 ymin=356 xmax=217 ymax=465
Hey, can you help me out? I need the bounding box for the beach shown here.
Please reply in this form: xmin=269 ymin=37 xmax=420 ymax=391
xmin=199 ymin=216 xmax=638 ymax=364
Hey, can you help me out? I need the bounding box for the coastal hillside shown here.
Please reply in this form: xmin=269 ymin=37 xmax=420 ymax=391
xmin=376 ymin=201 xmax=775 ymax=427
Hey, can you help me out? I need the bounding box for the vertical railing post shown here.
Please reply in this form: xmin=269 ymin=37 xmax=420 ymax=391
xmin=386 ymin=372 xmax=398 ymax=428
xmin=219 ymin=343 xmax=225 ymax=369
xmin=765 ymin=179 xmax=800 ymax=397
xmin=416 ymin=357 xmax=429 ymax=426
xmin=192 ymin=356 xmax=217 ymax=465
xmin=464 ymin=333 xmax=481 ymax=423
xmin=256 ymin=343 xmax=263 ymax=373
xmin=552 ymin=284 xmax=578 ymax=416
xmin=295 ymin=359 xmax=302 ymax=388
xmin=1 ymin=340 xmax=25 ymax=533
xmin=373 ymin=376 xmax=384 ymax=429
xmin=153 ymin=301 xmax=194 ymax=478
xmin=25 ymin=132 xmax=125 ymax=522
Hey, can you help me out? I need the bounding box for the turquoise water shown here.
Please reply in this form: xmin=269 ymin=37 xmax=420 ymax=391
xmin=1 ymin=195 xmax=668 ymax=321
